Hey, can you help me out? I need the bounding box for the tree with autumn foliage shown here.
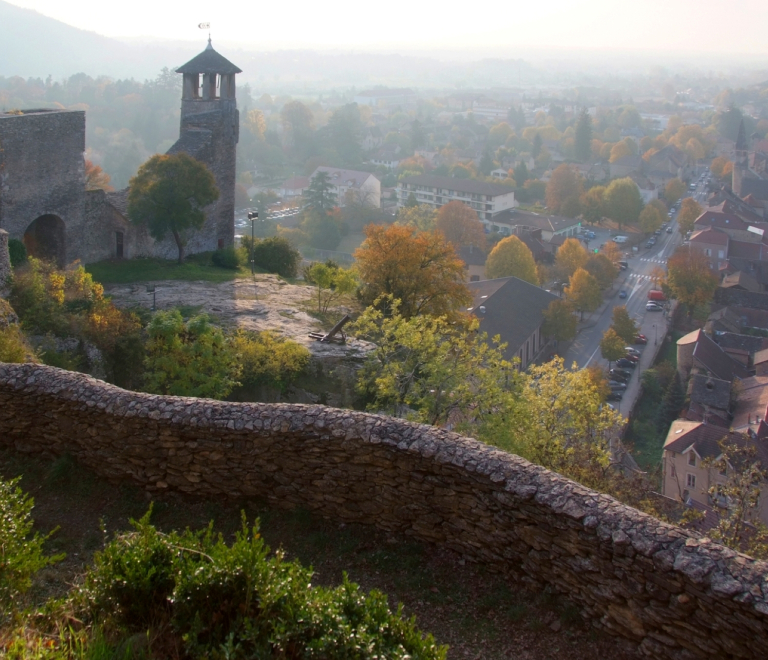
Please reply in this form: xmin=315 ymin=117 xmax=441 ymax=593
xmin=354 ymin=224 xmax=471 ymax=319
xmin=584 ymin=253 xmax=618 ymax=289
xmin=664 ymin=179 xmax=686 ymax=206
xmin=600 ymin=328 xmax=626 ymax=370
xmin=85 ymin=160 xmax=114 ymax=192
xmin=710 ymin=157 xmax=734 ymax=182
xmin=435 ymin=201 xmax=486 ymax=249
xmin=545 ymin=164 xmax=583 ymax=216
xmin=555 ymin=237 xmax=589 ymax=280
xmin=638 ymin=204 xmax=664 ymax=234
xmin=581 ymin=185 xmax=605 ymax=224
xmin=396 ymin=204 xmax=436 ymax=232
xmin=565 ymin=267 xmax=602 ymax=319
xmin=677 ymin=198 xmax=703 ymax=237
xmin=666 ymin=248 xmax=719 ymax=317
xmin=601 ymin=240 xmax=622 ymax=267
xmin=485 ymin=236 xmax=538 ymax=284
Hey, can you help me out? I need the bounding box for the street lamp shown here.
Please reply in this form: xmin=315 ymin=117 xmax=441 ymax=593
xmin=247 ymin=211 xmax=259 ymax=275
xmin=653 ymin=323 xmax=658 ymax=346
xmin=146 ymin=284 xmax=157 ymax=312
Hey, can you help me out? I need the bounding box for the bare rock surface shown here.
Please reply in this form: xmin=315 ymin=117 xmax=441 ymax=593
xmin=105 ymin=275 xmax=372 ymax=359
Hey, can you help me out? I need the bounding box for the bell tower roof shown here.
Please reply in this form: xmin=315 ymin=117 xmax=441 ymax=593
xmin=735 ymin=118 xmax=748 ymax=152
xmin=176 ymin=40 xmax=242 ymax=75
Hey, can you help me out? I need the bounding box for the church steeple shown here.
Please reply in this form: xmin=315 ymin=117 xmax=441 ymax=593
xmin=735 ymin=118 xmax=749 ymax=159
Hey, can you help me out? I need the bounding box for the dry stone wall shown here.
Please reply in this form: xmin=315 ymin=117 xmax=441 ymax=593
xmin=1 ymin=362 xmax=767 ymax=659
xmin=0 ymin=229 xmax=10 ymax=295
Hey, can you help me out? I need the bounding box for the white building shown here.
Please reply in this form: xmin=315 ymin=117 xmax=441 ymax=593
xmin=397 ymin=174 xmax=516 ymax=222
xmin=310 ymin=167 xmax=381 ymax=208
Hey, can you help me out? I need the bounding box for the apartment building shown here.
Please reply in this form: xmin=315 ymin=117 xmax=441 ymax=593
xmin=397 ymin=174 xmax=516 ymax=222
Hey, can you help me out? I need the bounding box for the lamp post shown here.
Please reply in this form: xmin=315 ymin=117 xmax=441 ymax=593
xmin=654 ymin=323 xmax=657 ymax=346
xmin=247 ymin=211 xmax=258 ymax=275
xmin=146 ymin=284 xmax=157 ymax=312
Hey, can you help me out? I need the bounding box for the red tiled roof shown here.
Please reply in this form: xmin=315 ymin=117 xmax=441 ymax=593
xmin=690 ymin=227 xmax=729 ymax=245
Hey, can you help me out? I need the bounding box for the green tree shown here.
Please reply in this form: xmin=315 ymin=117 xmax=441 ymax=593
xmin=666 ymin=248 xmax=718 ymax=317
xmin=705 ymin=439 xmax=768 ymax=559
xmin=144 ymin=311 xmax=241 ymax=399
xmin=581 ymin=185 xmax=605 ymax=224
xmin=638 ymin=204 xmax=664 ymax=234
xmin=603 ymin=177 xmax=643 ymax=228
xmin=478 ymin=150 xmax=494 ymax=175
xmin=127 ymin=153 xmax=220 ymax=263
xmin=229 ymin=330 xmax=311 ymax=393
xmin=600 ymin=328 xmax=625 ymax=369
xmin=514 ymin=161 xmax=530 ymax=185
xmin=677 ymin=198 xmax=702 ymax=237
xmin=300 ymin=209 xmax=342 ymax=250
xmin=306 ymin=262 xmax=358 ymax=313
xmin=396 ymin=204 xmax=436 ymax=231
xmin=656 ymin=373 xmax=685 ymax=435
xmin=532 ymin=133 xmax=543 ymax=158
xmin=479 ymin=357 xmax=623 ymax=491
xmin=405 ymin=192 xmax=418 ymax=208
xmin=541 ymin=299 xmax=577 ymax=341
xmin=485 ymin=236 xmax=539 ymax=284
xmin=584 ymin=253 xmax=618 ymax=289
xmin=555 ymin=237 xmax=589 ymax=279
xmin=611 ymin=306 xmax=638 ymax=344
xmin=351 ymin=298 xmax=517 ymax=426
xmin=326 ymin=103 xmax=363 ymax=166
xmin=0 ymin=477 xmax=62 ymax=619
xmin=252 ymin=236 xmax=302 ymax=278
xmin=565 ymin=267 xmax=602 ymax=319
xmin=303 ymin=170 xmax=337 ymax=214
xmin=574 ymin=109 xmax=593 ymax=162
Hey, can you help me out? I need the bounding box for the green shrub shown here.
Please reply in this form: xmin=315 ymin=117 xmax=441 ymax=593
xmin=0 ymin=325 xmax=35 ymax=363
xmin=79 ymin=511 xmax=447 ymax=659
xmin=211 ymin=247 xmax=242 ymax=270
xmin=7 ymin=239 xmax=27 ymax=268
xmin=251 ymin=236 xmax=301 ymax=278
xmin=229 ymin=330 xmax=310 ymax=392
xmin=0 ymin=477 xmax=62 ymax=620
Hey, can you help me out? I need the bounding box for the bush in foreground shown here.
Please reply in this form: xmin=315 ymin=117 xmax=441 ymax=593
xmin=75 ymin=511 xmax=447 ymax=659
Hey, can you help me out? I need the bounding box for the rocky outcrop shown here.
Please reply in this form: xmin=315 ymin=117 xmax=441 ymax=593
xmin=1 ymin=362 xmax=767 ymax=659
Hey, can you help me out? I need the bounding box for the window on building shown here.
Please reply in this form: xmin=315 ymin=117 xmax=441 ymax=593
xmin=686 ymin=473 xmax=696 ymax=488
xmin=705 ymin=249 xmax=711 ymax=256
xmin=688 ymin=452 xmax=696 ymax=466
xmin=718 ymin=250 xmax=725 ymax=259
xmin=115 ymin=231 xmax=124 ymax=259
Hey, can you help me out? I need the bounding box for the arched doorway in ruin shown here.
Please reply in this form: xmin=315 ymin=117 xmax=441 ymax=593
xmin=23 ymin=215 xmax=66 ymax=267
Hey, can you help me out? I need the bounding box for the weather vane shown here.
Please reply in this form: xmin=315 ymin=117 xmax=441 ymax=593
xmin=198 ymin=22 xmax=211 ymax=43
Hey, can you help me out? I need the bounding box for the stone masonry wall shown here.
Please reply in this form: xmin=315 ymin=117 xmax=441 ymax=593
xmin=0 ymin=229 xmax=10 ymax=294
xmin=1 ymin=362 xmax=767 ymax=659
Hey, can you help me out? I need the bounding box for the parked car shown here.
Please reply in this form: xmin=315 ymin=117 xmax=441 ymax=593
xmin=622 ymin=353 xmax=640 ymax=363
xmin=616 ymin=358 xmax=637 ymax=369
xmin=608 ymin=381 xmax=627 ymax=390
xmin=625 ymin=347 xmax=641 ymax=357
xmin=634 ymin=334 xmax=648 ymax=344
xmin=610 ymin=367 xmax=632 ymax=380
xmin=619 ymin=289 xmax=627 ymax=299
xmin=666 ymin=226 xmax=673 ymax=233
xmin=606 ymin=391 xmax=623 ymax=402
xmin=646 ymin=302 xmax=663 ymax=311
xmin=608 ymin=369 xmax=630 ymax=383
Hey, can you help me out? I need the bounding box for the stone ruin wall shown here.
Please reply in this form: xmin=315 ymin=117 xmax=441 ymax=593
xmin=1 ymin=362 xmax=767 ymax=660
xmin=0 ymin=229 xmax=10 ymax=294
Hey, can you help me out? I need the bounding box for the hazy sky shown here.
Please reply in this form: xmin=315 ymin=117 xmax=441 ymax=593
xmin=8 ymin=0 xmax=768 ymax=55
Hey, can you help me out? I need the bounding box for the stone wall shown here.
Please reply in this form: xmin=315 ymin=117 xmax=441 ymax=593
xmin=0 ymin=110 xmax=86 ymax=265
xmin=0 ymin=229 xmax=10 ymax=294
xmin=1 ymin=362 xmax=767 ymax=659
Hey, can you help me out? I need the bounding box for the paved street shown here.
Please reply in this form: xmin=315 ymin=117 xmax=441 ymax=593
xmin=563 ymin=171 xmax=710 ymax=416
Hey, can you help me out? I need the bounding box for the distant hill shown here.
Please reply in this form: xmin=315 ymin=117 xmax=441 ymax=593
xmin=0 ymin=1 xmax=178 ymax=79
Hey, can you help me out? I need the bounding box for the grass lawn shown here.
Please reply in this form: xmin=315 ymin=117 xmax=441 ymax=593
xmin=86 ymin=255 xmax=253 ymax=284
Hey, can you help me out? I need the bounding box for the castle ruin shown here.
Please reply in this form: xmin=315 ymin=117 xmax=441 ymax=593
xmin=0 ymin=40 xmax=240 ymax=265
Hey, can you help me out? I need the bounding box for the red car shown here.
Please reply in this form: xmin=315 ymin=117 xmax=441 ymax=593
xmin=623 ymin=353 xmax=640 ymax=363
xmin=634 ymin=334 xmax=648 ymax=345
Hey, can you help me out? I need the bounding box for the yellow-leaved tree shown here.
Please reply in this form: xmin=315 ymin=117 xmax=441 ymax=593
xmin=484 ymin=236 xmax=538 ymax=284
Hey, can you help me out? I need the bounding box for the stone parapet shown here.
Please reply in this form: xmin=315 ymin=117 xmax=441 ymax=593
xmin=1 ymin=362 xmax=767 ymax=659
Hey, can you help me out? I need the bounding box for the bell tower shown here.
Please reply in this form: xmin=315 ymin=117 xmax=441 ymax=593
xmin=732 ymin=118 xmax=748 ymax=196
xmin=166 ymin=39 xmax=241 ymax=254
